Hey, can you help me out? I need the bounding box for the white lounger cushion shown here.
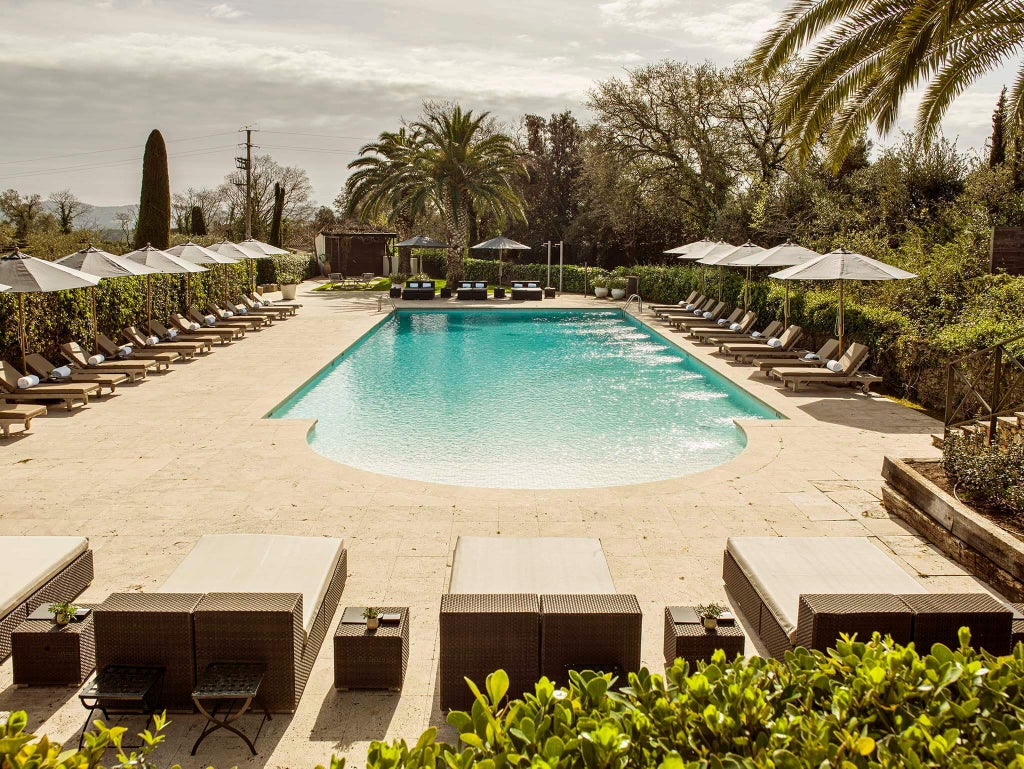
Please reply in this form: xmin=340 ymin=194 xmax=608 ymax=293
xmin=727 ymin=537 xmax=926 ymax=642
xmin=0 ymin=536 xmax=89 ymax=619
xmin=449 ymin=536 xmax=616 ymax=594
xmin=157 ymin=534 xmax=344 ymax=634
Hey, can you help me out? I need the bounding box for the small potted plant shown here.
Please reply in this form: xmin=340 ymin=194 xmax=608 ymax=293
xmin=695 ymin=601 xmax=726 ymax=631
xmin=363 ymin=606 xmax=380 ymax=631
xmin=48 ymin=601 xmax=79 ymax=628
xmin=592 ymin=274 xmax=610 ymax=298
xmin=609 ymin=276 xmax=629 ymax=300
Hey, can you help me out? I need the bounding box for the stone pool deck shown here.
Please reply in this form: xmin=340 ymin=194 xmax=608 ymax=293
xmin=0 ymin=284 xmax=978 ymax=768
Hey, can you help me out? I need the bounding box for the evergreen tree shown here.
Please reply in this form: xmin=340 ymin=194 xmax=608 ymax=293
xmin=990 ymin=87 xmax=1007 ymax=168
xmin=190 ymin=205 xmax=207 ymax=236
xmin=134 ymin=129 xmax=170 ymax=248
xmin=269 ymin=182 xmax=284 ymax=247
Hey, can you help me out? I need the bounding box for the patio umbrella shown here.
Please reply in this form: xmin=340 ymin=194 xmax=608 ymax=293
xmin=122 ymin=245 xmax=208 ymax=329
xmin=770 ymin=248 xmax=916 ymax=353
xmin=0 ymin=283 xmax=10 ymax=292
xmin=56 ymin=245 xmax=160 ymax=352
xmin=0 ymin=248 xmax=101 ymax=371
xmin=471 ymin=235 xmax=530 ymax=284
xmin=665 ymin=238 xmax=716 ymax=257
xmin=395 ymin=236 xmax=448 ymax=277
xmin=732 ymin=241 xmax=821 ymax=326
xmin=209 ymin=241 xmax=263 ymax=301
xmin=717 ymin=242 xmax=765 ymax=311
xmin=238 ymin=239 xmax=287 ymax=293
xmin=165 ymin=242 xmax=238 ymax=310
xmin=696 ymin=242 xmax=740 ymax=299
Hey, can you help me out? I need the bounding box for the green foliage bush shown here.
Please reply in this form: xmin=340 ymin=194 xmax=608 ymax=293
xmin=273 ymin=252 xmax=313 ymax=285
xmin=942 ymin=431 xmax=1024 ymax=514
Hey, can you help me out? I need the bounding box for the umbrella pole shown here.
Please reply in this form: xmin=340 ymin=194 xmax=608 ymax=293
xmin=18 ymin=292 xmax=26 ymax=373
xmin=498 ymin=249 xmax=503 ymax=285
xmin=744 ymin=267 xmax=750 ymax=311
xmin=146 ymin=275 xmax=152 ymax=331
xmin=784 ymin=282 xmax=790 ymax=327
xmin=92 ymin=286 xmax=98 ymax=354
xmin=718 ymin=267 xmax=723 ymax=301
xmin=838 ymin=279 xmax=844 ymax=353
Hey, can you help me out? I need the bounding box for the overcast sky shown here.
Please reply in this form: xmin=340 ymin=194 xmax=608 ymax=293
xmin=0 ymin=0 xmax=1012 ymax=207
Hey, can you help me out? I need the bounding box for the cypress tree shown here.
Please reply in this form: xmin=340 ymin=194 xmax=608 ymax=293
xmin=190 ymin=205 xmax=207 ymax=236
xmin=269 ymin=182 xmax=285 ymax=247
xmin=134 ymin=129 xmax=170 ymax=248
xmin=990 ymin=88 xmax=1007 ymax=168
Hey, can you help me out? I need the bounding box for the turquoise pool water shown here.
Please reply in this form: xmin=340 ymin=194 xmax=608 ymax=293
xmin=270 ymin=309 xmax=779 ymax=488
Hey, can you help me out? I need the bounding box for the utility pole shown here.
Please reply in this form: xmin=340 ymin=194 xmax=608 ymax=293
xmin=235 ymin=126 xmax=257 ymax=239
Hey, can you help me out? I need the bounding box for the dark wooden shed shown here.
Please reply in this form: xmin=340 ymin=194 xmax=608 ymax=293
xmin=320 ymin=228 xmax=397 ymax=277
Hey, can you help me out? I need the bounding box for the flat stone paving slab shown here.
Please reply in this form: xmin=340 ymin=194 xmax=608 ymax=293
xmin=0 ymin=286 xmax=981 ymax=768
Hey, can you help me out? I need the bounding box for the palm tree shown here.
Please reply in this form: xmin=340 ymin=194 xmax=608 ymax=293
xmin=753 ymin=0 xmax=1024 ymax=167
xmin=347 ymin=105 xmax=526 ymax=284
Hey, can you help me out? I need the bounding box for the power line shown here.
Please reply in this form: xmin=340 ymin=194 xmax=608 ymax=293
xmin=0 ymin=131 xmax=238 ymax=166
xmin=0 ymin=146 xmax=236 ymax=182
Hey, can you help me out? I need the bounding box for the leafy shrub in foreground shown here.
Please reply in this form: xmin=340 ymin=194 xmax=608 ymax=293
xmin=366 ymin=629 xmax=1024 ymax=768
xmin=942 ymin=431 xmax=1024 ymax=515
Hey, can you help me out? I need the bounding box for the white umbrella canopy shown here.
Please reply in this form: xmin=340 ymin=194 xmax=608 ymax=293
xmin=396 ymin=235 xmax=448 ymax=248
xmin=57 ymin=246 xmax=161 ymax=352
xmin=0 ymin=283 xmax=9 ymax=292
xmin=210 ymin=241 xmax=264 ymax=293
xmin=165 ymin=241 xmax=237 ymax=311
xmin=0 ymin=248 xmax=101 ymax=370
xmin=733 ymin=241 xmax=822 ymax=325
xmin=665 ymin=238 xmax=716 ymax=256
xmin=123 ymin=245 xmax=208 ymax=328
xmin=238 ymin=238 xmax=288 ymax=256
xmin=770 ymin=248 xmax=917 ymax=352
xmin=471 ymin=235 xmax=530 ymax=283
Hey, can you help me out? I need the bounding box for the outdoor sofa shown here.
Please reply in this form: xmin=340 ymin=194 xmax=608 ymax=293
xmin=723 ymin=536 xmax=1014 ymax=658
xmin=456 ymin=281 xmax=488 ymax=300
xmin=510 ymin=281 xmax=544 ymax=300
xmin=440 ymin=536 xmax=641 ymax=710
xmin=0 ymin=536 xmax=94 ymax=660
xmin=93 ymin=533 xmax=348 ymax=712
xmin=402 ymin=280 xmax=436 ymax=300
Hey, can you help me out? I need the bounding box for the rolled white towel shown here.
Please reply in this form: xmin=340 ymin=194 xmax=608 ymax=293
xmin=204 ymin=315 xmax=216 ymax=326
xmin=751 ymin=331 xmax=763 ymax=339
xmin=167 ymin=328 xmax=178 ymax=339
xmin=223 ymin=310 xmax=234 ymax=317
xmin=684 ymin=303 xmax=695 ymax=310
xmin=87 ymin=354 xmax=105 ymax=365
xmin=767 ymin=337 xmax=783 ymax=348
xmin=717 ymin=318 xmax=729 ymax=326
xmin=677 ymin=300 xmax=686 ymax=307
xmin=702 ymin=311 xmax=713 ymax=318
xmin=117 ymin=346 xmax=132 ymax=359
xmin=729 ymin=322 xmax=741 ymax=331
xmin=237 ymin=306 xmax=248 ymax=315
xmin=826 ymin=359 xmax=844 ymax=373
xmin=50 ymin=365 xmax=72 ymax=379
xmin=146 ymin=335 xmax=160 ymax=346
xmin=189 ymin=322 xmax=201 ymax=331
xmin=803 ymin=353 xmax=820 ymax=361
xmin=16 ymin=374 xmax=40 ymax=389
xmin=262 ymin=299 xmax=273 ymax=306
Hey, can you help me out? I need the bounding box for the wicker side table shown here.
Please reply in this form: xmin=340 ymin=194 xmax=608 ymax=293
xmin=12 ymin=609 xmax=95 ymax=686
xmin=663 ymin=606 xmax=745 ymax=669
xmin=334 ymin=607 xmax=409 ymax=691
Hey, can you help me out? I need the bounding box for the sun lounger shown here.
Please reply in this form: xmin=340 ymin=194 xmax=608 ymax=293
xmin=692 ymin=311 xmax=758 ymax=343
xmin=172 ymin=313 xmax=241 ymax=341
xmin=657 ymin=297 xmax=714 ymax=319
xmin=649 ymin=291 xmax=699 ymax=314
xmin=440 ymin=536 xmax=641 ymax=710
xmin=0 ymin=361 xmax=98 ymax=409
xmin=97 ymin=333 xmax=179 ymax=366
xmin=251 ymin=290 xmax=301 ymax=311
xmin=0 ymin=402 xmax=46 ymax=438
xmin=189 ymin=307 xmax=256 ymax=333
xmin=721 ymin=325 xmax=803 ymax=362
xmin=723 ymin=537 xmax=1013 ymax=657
xmin=0 ymin=536 xmax=93 ymax=660
xmin=667 ymin=301 xmax=729 ymax=331
xmin=26 ymin=353 xmax=126 ymax=395
xmin=238 ymin=295 xmax=290 ymax=320
xmin=122 ymin=327 xmax=204 ymax=358
xmin=755 ymin=339 xmax=840 ymax=375
xmin=93 ymin=534 xmax=347 ymax=712
xmin=673 ymin=306 xmax=742 ymax=332
xmin=770 ymin=342 xmax=880 ymax=392
xmin=247 ymin=293 xmax=297 ymax=315
xmin=149 ymin=320 xmax=221 ymax=349
xmin=222 ymin=299 xmax=275 ymax=324
xmin=62 ymin=341 xmax=153 ymax=380
xmin=206 ymin=302 xmax=267 ymax=330
xmin=456 ymin=281 xmax=489 ymax=300
xmin=402 ymin=280 xmax=436 ymax=300
xmin=511 ymin=281 xmax=544 ymax=300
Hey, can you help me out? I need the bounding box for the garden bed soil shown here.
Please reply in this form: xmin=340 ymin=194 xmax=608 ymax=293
xmin=906 ymin=459 xmax=1024 ymax=544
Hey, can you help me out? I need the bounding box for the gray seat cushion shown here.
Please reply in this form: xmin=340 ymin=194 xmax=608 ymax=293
xmin=449 ymin=536 xmax=615 ymax=594
xmin=0 ymin=536 xmax=89 ymax=619
xmin=157 ymin=534 xmax=344 ymax=633
xmin=727 ymin=537 xmax=927 ymax=641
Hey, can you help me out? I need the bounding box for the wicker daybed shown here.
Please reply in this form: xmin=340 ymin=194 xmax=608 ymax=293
xmin=510 ymin=281 xmax=543 ymax=300
xmin=402 ymin=280 xmax=436 ymax=300
xmin=723 ymin=537 xmax=1013 ymax=658
xmin=440 ymin=536 xmax=641 ymax=710
xmin=93 ymin=534 xmax=347 ymax=712
xmin=456 ymin=281 xmax=488 ymax=300
xmin=0 ymin=536 xmax=94 ymax=661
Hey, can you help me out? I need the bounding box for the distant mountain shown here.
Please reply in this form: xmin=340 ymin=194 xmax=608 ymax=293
xmin=42 ymin=200 xmax=136 ymax=232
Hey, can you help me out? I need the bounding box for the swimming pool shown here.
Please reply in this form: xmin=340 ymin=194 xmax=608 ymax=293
xmin=269 ymin=309 xmax=780 ymax=488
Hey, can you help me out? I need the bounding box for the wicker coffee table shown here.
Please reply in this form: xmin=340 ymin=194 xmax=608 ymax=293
xmin=12 ymin=606 xmax=95 ymax=686
xmin=334 ymin=607 xmax=409 ymax=691
xmin=663 ymin=606 xmax=745 ymax=669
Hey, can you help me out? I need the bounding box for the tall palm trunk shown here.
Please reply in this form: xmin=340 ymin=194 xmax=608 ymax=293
xmin=394 ymin=212 xmax=413 ymax=274
xmin=443 ymin=207 xmax=469 ymax=285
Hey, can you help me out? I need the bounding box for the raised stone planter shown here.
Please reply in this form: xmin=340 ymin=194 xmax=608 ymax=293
xmin=882 ymin=456 xmax=1024 ymax=600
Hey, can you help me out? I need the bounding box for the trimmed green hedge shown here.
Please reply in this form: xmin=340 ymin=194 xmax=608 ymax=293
xmin=420 ymin=252 xmax=607 ymax=295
